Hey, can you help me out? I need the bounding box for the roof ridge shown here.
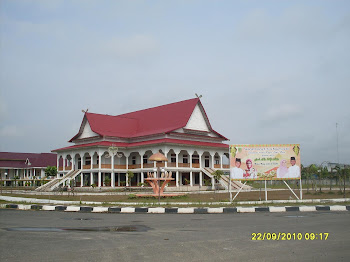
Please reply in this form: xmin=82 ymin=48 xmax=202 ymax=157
xmin=118 ymin=98 xmax=199 ymax=117
xmin=86 ymin=98 xmax=199 ymax=117
xmin=0 ymin=152 xmax=52 ymax=155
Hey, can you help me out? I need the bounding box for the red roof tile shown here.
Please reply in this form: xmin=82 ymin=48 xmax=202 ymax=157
xmin=69 ymin=98 xmax=227 ymax=141
xmin=0 ymin=152 xmax=56 ymax=168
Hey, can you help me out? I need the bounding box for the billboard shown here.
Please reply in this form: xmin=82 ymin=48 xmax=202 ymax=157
xmin=230 ymin=144 xmax=301 ymax=180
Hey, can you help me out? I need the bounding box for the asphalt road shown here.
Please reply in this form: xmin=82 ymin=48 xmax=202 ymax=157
xmin=0 ymin=210 xmax=349 ymax=262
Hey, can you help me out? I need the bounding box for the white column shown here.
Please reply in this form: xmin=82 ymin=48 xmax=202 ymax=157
xmin=190 ymin=154 xmax=192 ymax=169
xmin=221 ymin=155 xmax=223 ymax=169
xmin=125 ymin=153 xmax=130 ymax=187
xmin=164 ymin=151 xmax=168 ymax=168
xmin=56 ymin=156 xmax=59 ymax=170
xmin=91 ymin=155 xmax=93 ymax=169
xmin=90 ymin=172 xmax=93 ymax=186
xmin=211 ymin=155 xmax=214 ymax=168
xmin=199 ymin=171 xmax=203 ymax=186
xmin=80 ymin=173 xmax=83 ymax=187
xmin=211 ymin=177 xmax=215 ymax=190
xmin=176 ymin=153 xmax=179 ymax=168
xmin=63 ymin=158 xmax=65 ymax=172
xmin=190 ymin=171 xmax=193 ymax=186
xmin=98 ymin=154 xmax=102 ymax=187
xmin=111 ymin=156 xmax=115 ymax=188
xmin=140 ymin=151 xmax=145 ymax=169
xmin=141 ymin=172 xmax=144 ymax=183
xmin=71 ymin=158 xmax=74 ymax=171
xmin=118 ymin=173 xmax=120 ymax=186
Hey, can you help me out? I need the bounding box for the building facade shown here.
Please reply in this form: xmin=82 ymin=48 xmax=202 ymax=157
xmin=51 ymin=98 xmax=230 ymax=189
xmin=0 ymin=152 xmax=56 ymax=186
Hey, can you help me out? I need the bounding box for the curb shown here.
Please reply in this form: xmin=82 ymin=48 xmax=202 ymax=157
xmin=1 ymin=203 xmax=349 ymax=214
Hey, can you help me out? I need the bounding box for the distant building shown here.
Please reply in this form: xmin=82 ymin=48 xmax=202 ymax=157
xmin=0 ymin=152 xmax=56 ymax=186
xmin=50 ymin=98 xmax=230 ymax=190
xmin=323 ymin=162 xmax=350 ymax=171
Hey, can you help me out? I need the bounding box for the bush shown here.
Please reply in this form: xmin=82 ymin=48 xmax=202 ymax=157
xmin=204 ymin=179 xmax=212 ymax=186
xmin=128 ymin=194 xmax=137 ymax=199
xmin=169 ymin=194 xmax=188 ymax=199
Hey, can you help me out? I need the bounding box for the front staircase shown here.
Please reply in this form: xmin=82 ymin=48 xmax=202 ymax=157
xmin=35 ymin=170 xmax=81 ymax=192
xmin=201 ymin=167 xmax=252 ymax=191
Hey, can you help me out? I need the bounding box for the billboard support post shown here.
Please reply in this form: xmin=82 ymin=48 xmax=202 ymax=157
xmin=229 ymin=176 xmax=232 ymax=202
xmin=232 ymin=181 xmax=247 ymax=201
xmin=300 ymin=178 xmax=303 ymax=200
xmin=264 ymin=180 xmax=267 ymax=201
xmin=283 ymin=180 xmax=300 ymax=200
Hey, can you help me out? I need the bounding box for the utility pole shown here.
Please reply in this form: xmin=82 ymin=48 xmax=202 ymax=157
xmin=336 ymin=123 xmax=339 ymax=164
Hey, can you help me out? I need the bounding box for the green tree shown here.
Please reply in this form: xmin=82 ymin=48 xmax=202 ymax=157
xmin=45 ymin=166 xmax=57 ymax=177
xmin=212 ymin=170 xmax=224 ymax=192
xmin=334 ymin=166 xmax=350 ymax=197
xmin=104 ymin=176 xmax=111 ymax=186
xmin=318 ymin=166 xmax=329 ymax=193
xmin=126 ymin=171 xmax=134 ymax=186
xmin=309 ymin=164 xmax=318 ymax=192
xmin=301 ymin=165 xmax=311 ymax=193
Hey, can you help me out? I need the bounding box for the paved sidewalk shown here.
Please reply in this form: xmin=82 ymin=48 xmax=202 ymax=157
xmin=1 ymin=195 xmax=350 ymax=205
xmin=1 ymin=195 xmax=349 ymax=214
xmin=1 ymin=203 xmax=349 ymax=214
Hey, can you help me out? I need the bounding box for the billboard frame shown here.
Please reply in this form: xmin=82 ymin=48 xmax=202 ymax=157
xmin=229 ymin=144 xmax=303 ymax=202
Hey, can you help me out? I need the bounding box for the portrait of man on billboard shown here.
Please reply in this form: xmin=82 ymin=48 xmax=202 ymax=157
xmin=230 ymin=158 xmax=244 ymax=179
xmin=287 ymin=156 xmax=300 ymax=178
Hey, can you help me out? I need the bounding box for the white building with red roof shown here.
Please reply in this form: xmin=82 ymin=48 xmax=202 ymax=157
xmin=49 ymin=98 xmax=230 ymax=190
xmin=0 ymin=152 xmax=56 ymax=186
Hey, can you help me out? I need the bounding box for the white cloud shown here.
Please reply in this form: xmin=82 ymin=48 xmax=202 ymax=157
xmin=0 ymin=125 xmax=23 ymax=137
xmin=0 ymin=95 xmax=8 ymax=121
xmin=102 ymin=34 xmax=158 ymax=58
xmin=263 ymin=104 xmax=303 ymax=122
xmin=19 ymin=0 xmax=63 ymax=10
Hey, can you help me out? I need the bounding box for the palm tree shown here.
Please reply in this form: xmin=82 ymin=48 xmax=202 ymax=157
xmin=318 ymin=166 xmax=329 ymax=193
xmin=335 ymin=166 xmax=350 ymax=197
xmin=308 ymin=164 xmax=318 ymax=192
xmin=301 ymin=165 xmax=310 ymax=193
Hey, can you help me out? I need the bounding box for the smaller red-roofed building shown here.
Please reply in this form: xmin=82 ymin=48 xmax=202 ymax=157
xmin=0 ymin=152 xmax=56 ymax=186
xmin=49 ymin=98 xmax=230 ymax=190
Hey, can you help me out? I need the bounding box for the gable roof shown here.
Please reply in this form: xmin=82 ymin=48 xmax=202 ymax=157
xmin=0 ymin=152 xmax=56 ymax=168
xmin=69 ymin=98 xmax=227 ymax=142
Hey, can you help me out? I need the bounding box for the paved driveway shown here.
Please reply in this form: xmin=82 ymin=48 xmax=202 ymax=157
xmin=0 ymin=210 xmax=349 ymax=261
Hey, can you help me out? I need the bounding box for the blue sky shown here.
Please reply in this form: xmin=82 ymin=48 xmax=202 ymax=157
xmin=1 ymin=0 xmax=349 ymax=165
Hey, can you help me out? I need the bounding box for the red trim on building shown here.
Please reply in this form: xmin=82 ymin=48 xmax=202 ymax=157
xmin=52 ymin=139 xmax=229 ymax=152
